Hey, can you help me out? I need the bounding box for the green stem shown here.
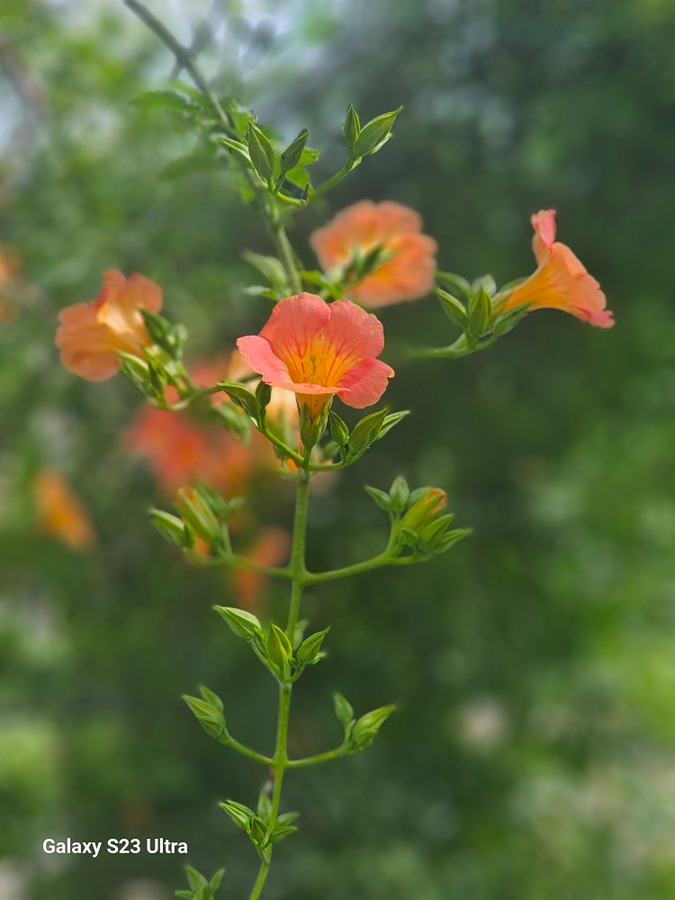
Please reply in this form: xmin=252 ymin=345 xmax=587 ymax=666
xmin=304 ymin=550 xmax=394 ymax=585
xmin=266 ymin=202 xmax=303 ymax=295
xmin=124 ymin=0 xmax=238 ymax=139
xmin=286 ymin=743 xmax=349 ymax=769
xmin=407 ymin=333 xmax=497 ymax=360
xmin=248 ymin=464 xmax=311 ymax=900
xmin=312 ymin=159 xmax=357 ymax=200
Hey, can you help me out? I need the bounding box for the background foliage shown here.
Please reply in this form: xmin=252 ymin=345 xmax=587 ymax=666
xmin=2 ymin=1 xmax=675 ymax=898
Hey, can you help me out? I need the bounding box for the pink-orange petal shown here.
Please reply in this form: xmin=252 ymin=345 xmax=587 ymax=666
xmin=259 ymin=293 xmax=330 ymax=360
xmin=531 ymin=209 xmax=557 ymax=264
xmin=322 ymin=299 xmax=385 ymax=360
xmin=336 ymin=357 xmax=394 ymax=408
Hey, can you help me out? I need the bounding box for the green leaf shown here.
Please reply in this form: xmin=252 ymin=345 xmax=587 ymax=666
xmin=333 ymin=692 xmax=354 ymax=726
xmin=185 ymin=865 xmax=208 ymax=891
xmin=342 ymin=104 xmax=361 ymax=147
xmin=365 ymin=485 xmax=393 ymax=512
xmin=198 ymin=684 xmax=223 ymax=712
xmin=279 ymin=128 xmax=309 ymax=177
xmin=351 ymin=703 xmax=397 ymax=751
xmin=182 ymin=695 xmax=227 ymax=740
xmin=436 ymin=271 xmax=472 ymax=301
xmin=255 ymin=379 xmax=272 ymax=414
xmin=257 ymin=786 xmax=273 ymax=823
xmin=277 ymin=810 xmax=300 ymax=826
xmin=467 ymin=286 xmax=492 ymax=338
xmin=243 ymin=251 xmax=288 ymax=291
xmin=347 ymin=407 xmax=388 ymax=458
xmin=388 ymin=476 xmax=410 ymax=513
xmin=267 ymin=823 xmax=298 ymax=845
xmin=220 ymin=137 xmax=252 ymax=166
xmin=296 ymin=628 xmax=329 ymax=668
xmin=266 ymin=623 xmax=292 ymax=676
xmin=328 ymin=410 xmax=350 ymax=448
xmin=436 ymin=288 xmax=468 ymax=329
xmin=219 ymin=799 xmax=256 ymax=833
xmin=215 ymin=381 xmax=260 ymax=418
xmin=352 ymin=107 xmax=402 ymax=158
xmin=376 ymin=410 xmax=410 ymax=441
xmin=492 ymin=302 xmax=531 ymax=336
xmin=209 ymin=869 xmax=225 ymax=892
xmin=149 ymin=509 xmax=192 ymax=548
xmin=132 ymin=89 xmax=198 ymax=114
xmin=213 ymin=606 xmax=263 ymax=641
xmin=246 ymin=123 xmax=276 ymax=182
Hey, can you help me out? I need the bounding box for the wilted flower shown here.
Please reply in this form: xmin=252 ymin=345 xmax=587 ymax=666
xmin=34 ymin=469 xmax=97 ymax=551
xmin=499 ymin=210 xmax=614 ymax=328
xmin=236 ymin=292 xmax=394 ymax=418
xmin=55 ymin=270 xmax=163 ymax=381
xmin=310 ymin=200 xmax=437 ymax=307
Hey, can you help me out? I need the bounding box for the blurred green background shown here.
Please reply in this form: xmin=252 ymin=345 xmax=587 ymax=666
xmin=2 ymin=1 xmax=675 ymax=898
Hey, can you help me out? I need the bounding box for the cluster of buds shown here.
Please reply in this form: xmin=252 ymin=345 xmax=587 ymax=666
xmin=366 ymin=477 xmax=471 ymax=560
xmin=150 ymin=483 xmax=244 ymax=557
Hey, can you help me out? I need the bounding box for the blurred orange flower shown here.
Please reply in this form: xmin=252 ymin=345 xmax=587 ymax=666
xmin=124 ymin=356 xmax=276 ymax=495
xmin=232 ymin=527 xmax=291 ymax=612
xmin=55 ymin=270 xmax=163 ymax=381
xmin=34 ymin=469 xmax=97 ymax=551
xmin=310 ymin=200 xmax=437 ymax=307
xmin=500 ymin=210 xmax=614 ymax=328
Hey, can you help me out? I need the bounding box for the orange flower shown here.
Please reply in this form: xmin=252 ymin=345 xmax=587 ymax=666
xmin=500 ymin=210 xmax=614 ymax=328
xmin=232 ymin=527 xmax=291 ymax=612
xmin=124 ymin=356 xmax=276 ymax=495
xmin=310 ymin=200 xmax=437 ymax=307
xmin=236 ymin=292 xmax=394 ymax=418
xmin=55 ymin=270 xmax=163 ymax=381
xmin=34 ymin=469 xmax=97 ymax=551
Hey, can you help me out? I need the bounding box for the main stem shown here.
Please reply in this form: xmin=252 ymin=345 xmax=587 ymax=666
xmin=248 ymin=466 xmax=311 ymax=900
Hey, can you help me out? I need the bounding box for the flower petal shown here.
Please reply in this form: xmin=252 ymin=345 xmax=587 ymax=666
xmin=531 ymin=209 xmax=557 ymax=264
xmin=259 ymin=293 xmax=330 ymax=360
xmin=336 ymin=357 xmax=394 ymax=408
